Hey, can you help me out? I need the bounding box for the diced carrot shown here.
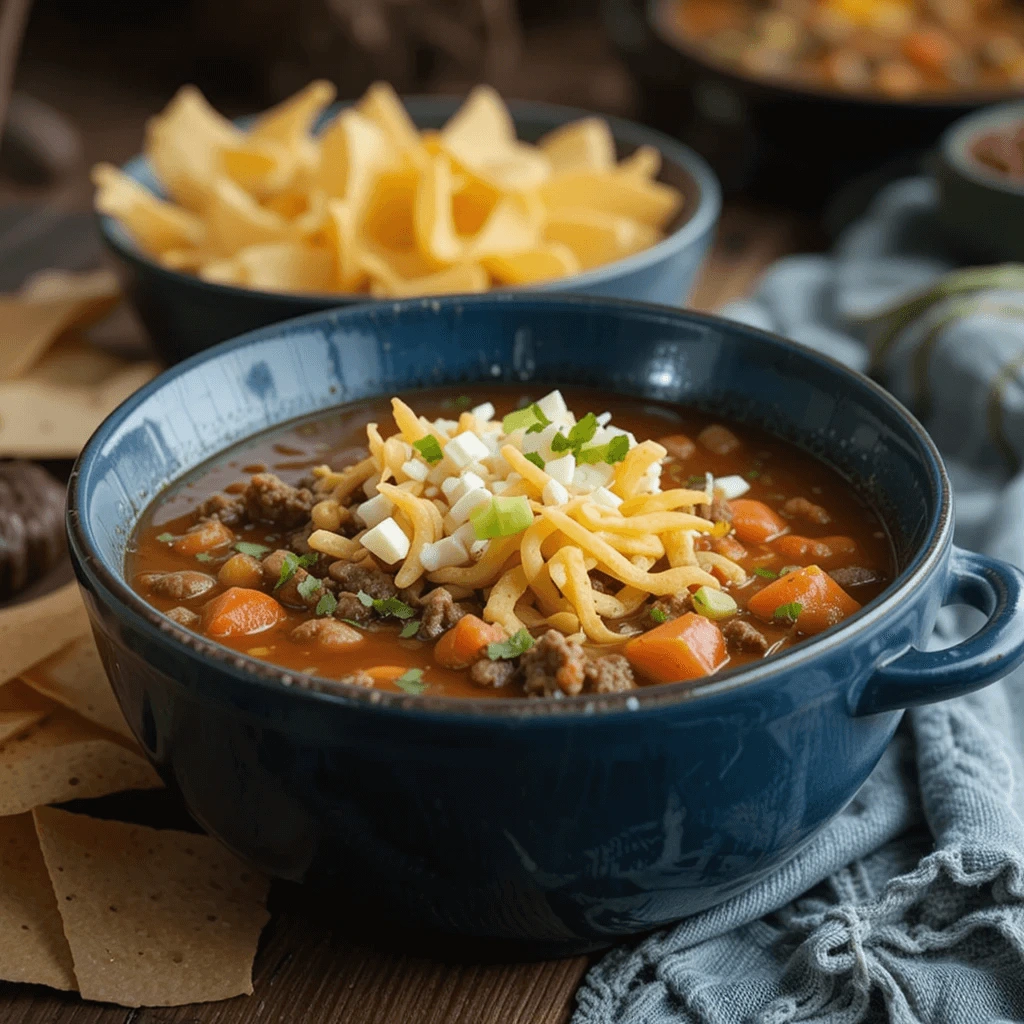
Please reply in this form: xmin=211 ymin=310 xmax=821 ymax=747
xmin=729 ymin=499 xmax=787 ymax=544
xmin=433 ymin=614 xmax=506 ymax=669
xmin=747 ymin=565 xmax=860 ymax=635
xmin=712 ymin=533 xmax=747 ymax=561
xmin=364 ymin=665 xmax=412 ymax=683
xmin=659 ymin=434 xmax=696 ymax=461
xmin=697 ymin=424 xmax=741 ymax=455
xmin=201 ymin=586 xmax=285 ymax=638
xmin=625 ymin=612 xmax=727 ymax=684
xmin=772 ymin=535 xmax=857 ymax=564
xmin=902 ymin=29 xmax=954 ymax=75
xmin=173 ymin=518 xmax=234 ymax=556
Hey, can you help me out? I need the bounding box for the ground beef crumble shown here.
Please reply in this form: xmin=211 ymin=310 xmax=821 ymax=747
xmin=696 ymin=495 xmax=733 ymax=524
xmin=470 ymin=659 xmax=519 ymax=688
xmin=141 ymin=570 xmax=216 ymax=601
xmin=521 ymin=630 xmax=588 ymax=697
xmin=196 ymin=492 xmax=247 ymax=526
xmin=417 ymin=587 xmax=466 ymax=640
xmin=165 ymin=606 xmax=200 ymax=627
xmin=783 ymin=497 xmax=830 ymax=525
xmin=332 ymin=591 xmax=375 ymax=624
xmin=328 ymin=561 xmax=398 ymax=600
xmin=829 ymin=566 xmax=880 ymax=588
xmin=584 ymin=654 xmax=635 ymax=693
xmin=243 ymin=473 xmax=314 ymax=529
xmin=722 ymin=619 xmax=770 ymax=654
xmin=649 ymin=592 xmax=692 ymax=622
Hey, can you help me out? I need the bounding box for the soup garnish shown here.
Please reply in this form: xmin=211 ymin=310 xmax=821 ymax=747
xmin=129 ymin=389 xmax=892 ymax=699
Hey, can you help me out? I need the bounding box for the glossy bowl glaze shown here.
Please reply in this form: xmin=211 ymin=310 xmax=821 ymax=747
xmin=97 ymin=97 xmax=721 ymax=365
xmin=68 ymin=295 xmax=1024 ymax=953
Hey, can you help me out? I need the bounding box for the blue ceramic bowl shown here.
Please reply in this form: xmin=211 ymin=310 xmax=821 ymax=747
xmin=98 ymin=97 xmax=721 ymax=366
xmin=68 ymin=295 xmax=1024 ymax=953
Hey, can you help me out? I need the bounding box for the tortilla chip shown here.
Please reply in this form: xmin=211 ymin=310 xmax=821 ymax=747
xmin=0 ymin=269 xmax=120 ymax=381
xmin=0 ymin=338 xmax=159 ymax=458
xmin=34 ymin=807 xmax=270 ymax=1007
xmin=0 ymin=814 xmax=77 ymax=990
xmin=0 ymin=712 xmax=161 ymax=816
xmin=0 ymin=582 xmax=90 ymax=687
xmin=21 ymin=634 xmax=133 ymax=741
xmin=0 ymin=681 xmax=55 ymax=744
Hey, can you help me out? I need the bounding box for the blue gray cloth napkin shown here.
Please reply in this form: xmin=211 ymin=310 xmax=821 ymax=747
xmin=573 ymin=178 xmax=1024 ymax=1024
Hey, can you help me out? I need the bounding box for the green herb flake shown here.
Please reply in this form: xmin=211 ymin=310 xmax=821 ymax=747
xmin=577 ymin=434 xmax=630 ymax=466
xmin=525 ymin=403 xmax=552 ymax=434
xmin=523 ymin=452 xmax=545 ymax=470
xmin=156 ymin=532 xmax=175 ymax=544
xmin=773 ymin=601 xmax=803 ymax=624
xmin=486 ymin=628 xmax=535 ymax=661
xmin=340 ymin=618 xmax=363 ymax=628
xmin=686 ymin=474 xmax=706 ymax=489
xmin=753 ymin=567 xmax=778 ymax=579
xmin=316 ymin=592 xmax=338 ymax=617
xmin=400 ymin=619 xmax=421 ymax=639
xmin=746 ymin=469 xmax=761 ymax=480
xmin=297 ymin=574 xmax=322 ymax=601
xmin=195 ymin=552 xmax=214 ymax=563
xmin=413 ymin=436 xmax=444 ymax=465
xmin=234 ymin=541 xmax=271 ymax=558
xmin=356 ymin=590 xmax=417 ymax=620
xmin=274 ymin=551 xmax=317 ymax=590
xmin=454 ymin=395 xmax=472 ymax=410
xmin=394 ymin=669 xmax=428 ymax=695
xmin=649 ymin=607 xmax=669 ymax=624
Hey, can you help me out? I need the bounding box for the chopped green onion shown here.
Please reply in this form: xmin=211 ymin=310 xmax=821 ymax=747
xmin=487 ymin=628 xmax=535 ymax=660
xmin=470 ymin=495 xmax=533 ymax=540
xmin=774 ymin=601 xmax=803 ymax=625
xmin=297 ymin=574 xmax=322 ymax=601
xmin=400 ymin=620 xmax=420 ymax=639
xmin=316 ymin=592 xmax=338 ymax=617
xmin=753 ymin=567 xmax=778 ymax=580
xmin=649 ymin=607 xmax=669 ymax=624
xmin=577 ymin=434 xmax=630 ymax=466
xmin=523 ymin=452 xmax=545 ymax=470
xmin=195 ymin=552 xmax=214 ymax=563
xmin=156 ymin=532 xmax=175 ymax=543
xmin=395 ymin=669 xmax=428 ymax=695
xmin=413 ymin=436 xmax=444 ymax=465
xmin=685 ymin=474 xmax=705 ymax=488
xmin=502 ymin=406 xmax=539 ymax=433
xmin=692 ymin=586 xmax=738 ymax=621
xmin=525 ymin=403 xmax=552 ymax=434
xmin=356 ymin=591 xmax=417 ymax=620
xmin=274 ymin=551 xmax=317 ymax=590
xmin=234 ymin=541 xmax=271 ymax=558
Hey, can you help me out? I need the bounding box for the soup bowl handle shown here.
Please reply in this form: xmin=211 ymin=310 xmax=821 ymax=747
xmin=854 ymin=547 xmax=1024 ymax=717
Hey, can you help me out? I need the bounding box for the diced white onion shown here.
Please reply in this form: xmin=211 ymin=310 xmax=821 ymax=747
xmin=419 ymin=536 xmax=469 ymax=572
xmin=542 ymin=479 xmax=570 ymax=506
xmin=355 ymin=492 xmax=393 ymax=529
xmin=360 ymin=517 xmax=410 ymax=564
xmin=444 ymin=487 xmax=491 ymax=530
xmin=401 ymin=459 xmax=429 ymax=482
xmin=545 ymin=453 xmax=575 ymax=486
xmin=592 ymin=486 xmax=623 ymax=510
xmin=452 ymin=522 xmax=478 ymax=549
xmin=714 ymin=474 xmax=751 ymax=500
xmin=445 ymin=431 xmax=490 ymax=468
xmin=471 ymin=402 xmax=495 ymax=423
xmin=596 ymin=412 xmax=612 ymax=426
xmin=572 ymin=463 xmax=614 ymax=490
xmin=536 ymin=389 xmax=570 ymax=425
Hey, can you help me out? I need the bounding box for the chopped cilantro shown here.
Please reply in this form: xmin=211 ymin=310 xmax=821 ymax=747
xmin=454 ymin=395 xmax=471 ymax=409
xmin=395 ymin=669 xmax=428 ymax=695
xmin=156 ymin=532 xmax=175 ymax=543
xmin=195 ymin=552 xmax=214 ymax=563
xmin=649 ymin=607 xmax=669 ymax=624
xmin=685 ymin=474 xmax=706 ymax=488
xmin=413 ymin=436 xmax=444 ymax=465
xmin=234 ymin=541 xmax=271 ymax=558
xmin=486 ymin=628 xmax=535 ymax=660
xmin=399 ymin=619 xmax=421 ymax=639
xmin=754 ymin=567 xmax=778 ymax=579
xmin=551 ymin=412 xmax=598 ymax=457
xmin=525 ymin=403 xmax=552 ymax=434
xmin=274 ymin=551 xmax=317 ymax=590
xmin=774 ymin=601 xmax=803 ymax=624
xmin=577 ymin=434 xmax=630 ymax=466
xmin=297 ymin=574 xmax=322 ymax=601
xmin=356 ymin=590 xmax=417 ymax=620
xmin=523 ymin=452 xmax=545 ymax=470
xmin=340 ymin=618 xmax=363 ymax=628
xmin=316 ymin=592 xmax=338 ymax=617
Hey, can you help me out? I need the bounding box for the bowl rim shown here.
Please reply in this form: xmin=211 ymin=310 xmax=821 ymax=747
xmin=648 ymin=0 xmax=1024 ymax=112
xmin=939 ymin=99 xmax=1024 ymax=199
xmin=96 ymin=94 xmax=722 ymax=307
xmin=68 ymin=293 xmax=950 ymax=721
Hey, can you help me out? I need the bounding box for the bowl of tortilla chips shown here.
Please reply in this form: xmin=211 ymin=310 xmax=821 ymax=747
xmin=93 ymin=81 xmax=721 ymax=364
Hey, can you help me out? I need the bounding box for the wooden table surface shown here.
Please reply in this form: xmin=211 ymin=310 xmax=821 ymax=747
xmin=0 ymin=60 xmax=818 ymax=1022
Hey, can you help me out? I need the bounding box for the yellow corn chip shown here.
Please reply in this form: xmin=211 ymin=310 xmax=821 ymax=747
xmin=234 ymin=242 xmax=334 ymax=294
xmin=538 ymin=117 xmax=616 ymax=172
xmin=249 ymin=79 xmax=335 ymax=148
xmin=414 ymin=154 xmax=465 ymax=267
xmin=92 ymin=164 xmax=206 ymax=254
xmin=34 ymin=807 xmax=270 ymax=1007
xmin=324 ymin=199 xmax=368 ymax=291
xmin=0 ymin=681 xmax=54 ymax=745
xmin=0 ymin=582 xmax=89 ymax=687
xmin=20 ymin=634 xmax=133 ymax=741
xmin=482 ymin=243 xmax=580 ymax=285
xmin=0 ymin=711 xmax=162 ymax=816
xmin=441 ymin=85 xmax=517 ymax=169
xmin=467 ymin=194 xmax=543 ymax=258
xmin=360 ymin=165 xmax=419 ymax=252
xmin=318 ymin=108 xmax=393 ymax=206
xmin=544 ymin=206 xmax=661 ymax=270
xmin=0 ymin=814 xmax=77 ymax=991
xmin=358 ymin=81 xmax=420 ymax=153
xmin=539 ymin=170 xmax=682 ymax=228
xmin=159 ymin=247 xmax=208 ymax=272
xmin=365 ymin=256 xmax=488 ymax=298
xmin=206 ymin=178 xmax=288 ymax=254
xmin=0 ymin=269 xmax=120 ymax=380
xmin=198 ymin=256 xmax=247 ymax=287
xmin=618 ymin=144 xmax=662 ymax=179
xmin=220 ymin=139 xmax=299 ymax=200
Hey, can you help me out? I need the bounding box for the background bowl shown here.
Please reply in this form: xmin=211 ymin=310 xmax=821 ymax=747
xmin=97 ymin=97 xmax=721 ymax=365
xmin=935 ymin=100 xmax=1024 ymax=263
xmin=68 ymin=295 xmax=1024 ymax=952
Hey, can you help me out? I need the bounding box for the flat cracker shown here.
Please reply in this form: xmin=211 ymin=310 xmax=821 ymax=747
xmin=0 ymin=581 xmax=90 ymax=687
xmin=0 ymin=712 xmax=162 ymax=816
xmin=0 ymin=680 xmax=55 ymax=744
xmin=34 ymin=807 xmax=270 ymax=1007
xmin=21 ymin=634 xmax=133 ymax=741
xmin=0 ymin=813 xmax=77 ymax=990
